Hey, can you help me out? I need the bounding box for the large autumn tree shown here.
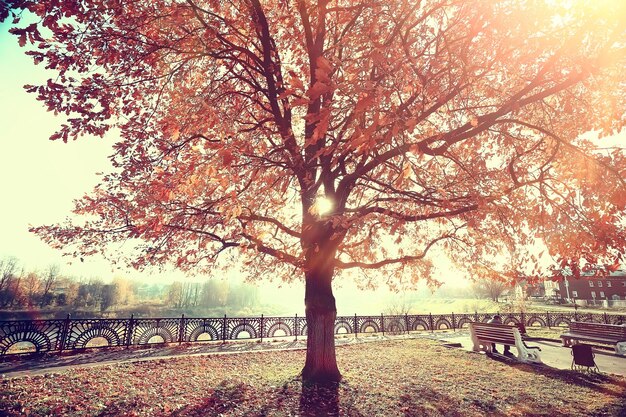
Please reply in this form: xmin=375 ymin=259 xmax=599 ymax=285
xmin=3 ymin=0 xmax=625 ymax=382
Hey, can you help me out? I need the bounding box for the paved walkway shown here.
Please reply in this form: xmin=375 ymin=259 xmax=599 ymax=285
xmin=1 ymin=331 xmax=625 ymax=379
xmin=0 ymin=335 xmax=395 ymax=378
xmin=0 ymin=338 xmax=308 ymax=378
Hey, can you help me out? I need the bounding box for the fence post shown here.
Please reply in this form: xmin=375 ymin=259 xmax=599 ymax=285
xmin=603 ymin=312 xmax=608 ymax=324
xmin=59 ymin=313 xmax=71 ymax=352
xmin=381 ymin=313 xmax=385 ymax=336
xmin=521 ymin=311 xmax=525 ymax=328
xmin=222 ymin=314 xmax=227 ymax=343
xmin=474 ymin=311 xmax=479 ymax=323
xmin=547 ymin=311 xmax=551 ymax=328
xmin=429 ymin=313 xmax=434 ymax=332
xmin=294 ymin=313 xmax=298 ymax=341
xmin=178 ymin=314 xmax=185 ymax=344
xmin=354 ymin=314 xmax=358 ymax=338
xmin=405 ymin=313 xmax=409 ymax=334
xmin=260 ymin=314 xmax=264 ymax=342
xmin=126 ymin=314 xmax=135 ymax=348
xmin=451 ymin=312 xmax=456 ymax=332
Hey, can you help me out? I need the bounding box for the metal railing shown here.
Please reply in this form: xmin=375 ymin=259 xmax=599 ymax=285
xmin=1 ymin=311 xmax=624 ymax=356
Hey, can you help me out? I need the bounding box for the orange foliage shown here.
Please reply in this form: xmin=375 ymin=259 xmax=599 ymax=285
xmin=2 ymin=0 xmax=624 ymax=286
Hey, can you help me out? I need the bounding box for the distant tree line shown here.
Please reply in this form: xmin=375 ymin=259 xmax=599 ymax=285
xmin=0 ymin=257 xmax=144 ymax=312
xmin=166 ymin=280 xmax=259 ymax=310
xmin=0 ymin=257 xmax=64 ymax=309
xmin=471 ymin=280 xmax=510 ymax=303
xmin=0 ymin=256 xmax=260 ymax=313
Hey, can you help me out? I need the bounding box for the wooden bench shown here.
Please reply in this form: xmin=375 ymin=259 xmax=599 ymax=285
xmin=469 ymin=322 xmax=542 ymax=364
xmin=560 ymin=321 xmax=626 ymax=356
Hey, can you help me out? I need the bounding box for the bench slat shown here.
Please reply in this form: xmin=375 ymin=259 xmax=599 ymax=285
xmin=561 ymin=334 xmax=622 ymax=344
xmin=571 ymin=322 xmax=626 ymax=332
xmin=566 ymin=322 xmax=626 ymax=344
xmin=567 ymin=333 xmax=624 ymax=342
xmin=571 ymin=328 xmax=625 ymax=335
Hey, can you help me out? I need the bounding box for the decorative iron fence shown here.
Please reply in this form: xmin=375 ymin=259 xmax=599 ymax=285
xmin=1 ymin=311 xmax=624 ymax=356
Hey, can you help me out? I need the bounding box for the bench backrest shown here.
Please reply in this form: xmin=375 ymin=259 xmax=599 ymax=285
xmin=470 ymin=322 xmax=518 ymax=345
xmin=569 ymin=321 xmax=626 ymax=341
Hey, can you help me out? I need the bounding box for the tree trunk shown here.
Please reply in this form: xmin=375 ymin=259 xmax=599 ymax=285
xmin=302 ymin=263 xmax=341 ymax=383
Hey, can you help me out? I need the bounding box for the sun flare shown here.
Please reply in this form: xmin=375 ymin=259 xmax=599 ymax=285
xmin=312 ymin=197 xmax=334 ymax=217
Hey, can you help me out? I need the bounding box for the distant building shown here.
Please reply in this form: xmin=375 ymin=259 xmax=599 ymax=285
xmin=514 ymin=281 xmax=546 ymax=299
xmin=543 ymin=280 xmax=560 ymax=299
xmin=554 ymin=270 xmax=626 ymax=304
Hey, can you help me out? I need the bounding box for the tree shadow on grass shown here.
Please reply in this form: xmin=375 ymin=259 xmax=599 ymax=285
xmin=95 ymin=396 xmax=153 ymax=417
xmin=398 ymin=383 xmax=527 ymax=417
xmin=94 ymin=385 xmax=246 ymax=417
xmin=398 ymin=382 xmax=600 ymax=417
xmin=161 ymin=380 xmax=249 ymax=417
xmin=586 ymin=394 xmax=626 ymax=417
xmin=486 ymin=353 xmax=626 ymax=397
xmin=298 ymin=380 xmax=342 ymax=417
xmin=154 ymin=376 xmax=370 ymax=417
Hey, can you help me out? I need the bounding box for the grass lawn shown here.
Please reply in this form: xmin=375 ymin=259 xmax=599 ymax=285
xmin=1 ymin=338 xmax=625 ymax=416
xmin=524 ymin=327 xmax=566 ymax=340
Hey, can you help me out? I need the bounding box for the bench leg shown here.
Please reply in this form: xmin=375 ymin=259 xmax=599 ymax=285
xmin=523 ymin=351 xmax=542 ymax=364
xmin=517 ymin=346 xmax=542 ymax=364
xmin=472 ymin=342 xmax=491 ymax=353
xmin=470 ymin=331 xmax=484 ymax=353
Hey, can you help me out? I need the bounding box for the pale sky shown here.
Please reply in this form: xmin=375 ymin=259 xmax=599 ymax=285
xmin=0 ymin=24 xmax=211 ymax=286
xmin=0 ymin=24 xmax=122 ymax=277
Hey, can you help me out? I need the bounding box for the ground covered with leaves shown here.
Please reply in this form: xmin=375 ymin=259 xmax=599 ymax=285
xmin=1 ymin=339 xmax=625 ymax=416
